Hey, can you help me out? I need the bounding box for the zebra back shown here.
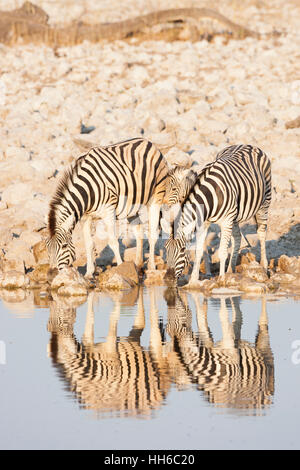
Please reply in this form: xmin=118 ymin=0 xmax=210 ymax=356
xmin=182 ymin=144 xmax=272 ymax=227
xmin=48 ymin=137 xmax=168 ymax=235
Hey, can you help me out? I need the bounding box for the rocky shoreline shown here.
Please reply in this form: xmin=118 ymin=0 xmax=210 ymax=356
xmin=1 ymin=245 xmax=300 ymax=305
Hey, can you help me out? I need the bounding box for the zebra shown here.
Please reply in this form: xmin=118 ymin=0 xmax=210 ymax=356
xmin=162 ymin=163 xmax=211 ymax=276
xmin=46 ymin=137 xmax=168 ymax=276
xmin=47 ymin=288 xmax=170 ymax=417
xmin=164 ymin=288 xmax=274 ymax=411
xmin=163 ymin=144 xmax=272 ymax=281
xmin=163 ymin=165 xmax=199 ymax=209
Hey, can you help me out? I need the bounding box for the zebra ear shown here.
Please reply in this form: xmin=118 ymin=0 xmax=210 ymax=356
xmin=166 ymin=160 xmax=176 ymax=172
xmin=184 ymin=168 xmax=198 ymax=186
xmin=160 ymin=217 xmax=172 ymax=235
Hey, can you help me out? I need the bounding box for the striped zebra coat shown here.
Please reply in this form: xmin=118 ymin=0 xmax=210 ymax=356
xmin=164 ymin=144 xmax=272 ymax=281
xmin=48 ymin=289 xmax=169 ymax=417
xmin=47 ymin=138 xmax=168 ymax=275
xmin=162 ymin=164 xmax=211 ymax=275
xmin=165 ymin=288 xmax=274 ymax=411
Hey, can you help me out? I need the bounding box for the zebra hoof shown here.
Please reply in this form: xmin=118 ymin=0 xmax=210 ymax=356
xmin=217 ymin=275 xmax=226 ymax=287
xmin=84 ymin=273 xmax=95 ymax=284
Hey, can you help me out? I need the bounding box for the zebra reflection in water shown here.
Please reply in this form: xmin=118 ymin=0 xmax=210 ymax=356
xmin=47 ymin=288 xmax=274 ymax=416
xmin=164 ymin=289 xmax=274 ymax=413
xmin=47 ymin=288 xmax=170 ymax=418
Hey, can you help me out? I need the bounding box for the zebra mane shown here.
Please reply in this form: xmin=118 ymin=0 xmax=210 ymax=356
xmin=48 ymin=161 xmax=78 ymax=237
xmin=169 ymin=166 xmax=199 ymax=206
xmin=171 ymin=165 xmax=198 ymax=183
xmin=169 ymin=166 xmax=190 ymax=178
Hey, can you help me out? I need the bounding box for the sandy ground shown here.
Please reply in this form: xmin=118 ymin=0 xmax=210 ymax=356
xmin=0 ymin=0 xmax=300 ymax=279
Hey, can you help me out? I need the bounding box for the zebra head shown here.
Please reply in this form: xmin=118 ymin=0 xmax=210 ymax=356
xmin=46 ymin=231 xmax=75 ymax=270
xmin=164 ymin=234 xmax=189 ymax=282
xmin=163 ymin=166 xmax=198 ymax=206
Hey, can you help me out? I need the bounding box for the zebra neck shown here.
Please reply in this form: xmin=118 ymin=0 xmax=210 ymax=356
xmin=173 ymin=227 xmax=188 ymax=245
xmin=53 ymin=205 xmax=76 ymax=235
xmin=184 ymin=188 xmax=208 ymax=223
xmin=178 ymin=192 xmax=207 ymax=242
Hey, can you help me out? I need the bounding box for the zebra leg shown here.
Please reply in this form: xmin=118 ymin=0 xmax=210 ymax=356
xmin=218 ymin=298 xmax=236 ymax=350
xmin=103 ymin=212 xmax=123 ymax=265
xmin=218 ymin=221 xmax=233 ymax=277
xmin=128 ymin=287 xmax=145 ymax=343
xmin=203 ymin=248 xmax=211 ymax=277
xmin=256 ymin=297 xmax=272 ymax=351
xmin=82 ymin=292 xmax=95 ymax=348
xmin=149 ymin=287 xmax=164 ymax=362
xmin=133 ymin=223 xmax=144 ymax=268
xmin=227 ymin=223 xmax=241 ymax=273
xmin=190 ymin=222 xmax=209 ymax=282
xmin=256 ymin=220 xmax=268 ymax=269
xmin=192 ymin=293 xmax=213 ymax=347
xmin=258 ymin=226 xmax=268 ymax=269
xmin=147 ymin=203 xmax=160 ymax=270
xmin=231 ymin=296 xmax=242 ymax=345
xmin=83 ymin=217 xmax=95 ymax=278
xmin=255 ymin=203 xmax=269 ymax=270
xmin=218 ymin=298 xmax=239 ymax=362
xmin=101 ymin=294 xmax=120 ymax=356
xmin=256 ymin=297 xmax=274 ymax=396
xmin=133 ymin=287 xmax=145 ymax=331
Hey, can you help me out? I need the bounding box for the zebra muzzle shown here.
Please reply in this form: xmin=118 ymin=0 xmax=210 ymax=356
xmin=164 ymin=268 xmax=177 ymax=285
xmin=47 ymin=267 xmax=58 ymax=283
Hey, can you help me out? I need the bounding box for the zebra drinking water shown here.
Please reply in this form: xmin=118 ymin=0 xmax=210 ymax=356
xmin=46 ymin=137 xmax=168 ymax=276
xmin=163 ymin=144 xmax=272 ymax=282
xmin=162 ymin=163 xmax=211 ymax=276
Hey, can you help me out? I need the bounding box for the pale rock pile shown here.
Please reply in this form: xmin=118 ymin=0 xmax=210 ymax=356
xmin=0 ymin=0 xmax=300 ymax=295
xmin=184 ymin=253 xmax=300 ymax=296
xmin=50 ymin=266 xmax=88 ymax=297
xmin=98 ymin=261 xmax=139 ymax=290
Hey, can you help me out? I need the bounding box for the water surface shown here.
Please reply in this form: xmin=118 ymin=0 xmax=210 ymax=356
xmin=0 ymin=286 xmax=300 ymax=450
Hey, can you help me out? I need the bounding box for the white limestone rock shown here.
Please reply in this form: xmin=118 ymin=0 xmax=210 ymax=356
xmin=165 ymin=147 xmax=192 ymax=168
xmin=102 ymin=273 xmax=133 ymax=290
xmin=0 ymin=270 xmax=29 ymax=289
xmin=98 ymin=262 xmax=139 ymax=290
xmin=211 ymin=287 xmax=242 ymax=295
xmin=271 ymin=273 xmax=297 ymax=284
xmin=51 ymin=267 xmax=88 ymax=296
xmin=57 ymin=283 xmax=88 ymax=297
xmin=240 ymin=279 xmax=267 ymax=294
xmin=4 ymin=239 xmax=35 ymax=271
xmin=36 ymin=86 xmax=65 ymax=109
xmin=144 ymin=269 xmax=167 ymax=286
xmin=236 ymin=262 xmax=269 ymax=283
xmin=4 ymin=147 xmax=30 ymax=161
xmin=32 ymin=241 xmax=49 ymax=265
xmin=1 ymin=183 xmax=33 ymax=207
xmin=2 ymin=255 xmax=25 ymax=274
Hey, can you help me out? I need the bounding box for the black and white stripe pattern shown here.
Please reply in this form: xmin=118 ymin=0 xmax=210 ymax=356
xmin=163 ymin=165 xmax=198 ymax=208
xmin=165 ymin=288 xmax=274 ymax=411
xmin=48 ymin=290 xmax=169 ymax=417
xmin=162 ymin=164 xmax=210 ymax=280
xmin=47 ymin=138 xmax=168 ymax=275
xmin=164 ymin=144 xmax=272 ymax=280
